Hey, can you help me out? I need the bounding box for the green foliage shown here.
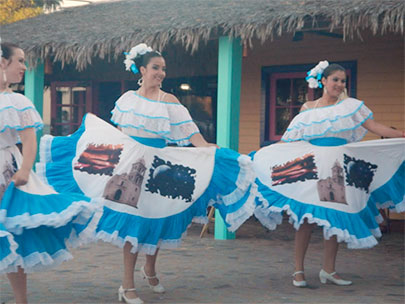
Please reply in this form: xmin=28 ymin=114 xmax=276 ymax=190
xmin=0 ymin=0 xmax=62 ymax=25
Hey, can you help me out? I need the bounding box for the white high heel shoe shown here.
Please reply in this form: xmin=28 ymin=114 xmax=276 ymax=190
xmin=292 ymin=271 xmax=307 ymax=287
xmin=118 ymin=286 xmax=144 ymax=304
xmin=319 ymin=269 xmax=352 ymax=286
xmin=140 ymin=266 xmax=165 ymax=293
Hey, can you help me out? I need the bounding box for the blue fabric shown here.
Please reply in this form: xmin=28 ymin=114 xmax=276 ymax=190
xmin=0 ymin=185 xmax=94 ymax=273
xmin=367 ymin=161 xmax=405 ymax=212
xmin=42 ymin=118 xmax=87 ymax=194
xmin=309 ymin=137 xmax=348 ymax=146
xmin=130 ymin=136 xmax=167 ymax=148
xmin=13 ymin=225 xmax=72 ymax=259
xmin=0 ymin=236 xmax=13 ymax=260
xmin=0 ymin=183 xmax=92 ymax=234
xmin=0 ymin=180 xmax=95 ymax=273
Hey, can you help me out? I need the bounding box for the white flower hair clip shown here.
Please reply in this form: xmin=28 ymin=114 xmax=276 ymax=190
xmin=305 ymin=60 xmax=329 ymax=88
xmin=124 ymin=43 xmax=153 ymax=74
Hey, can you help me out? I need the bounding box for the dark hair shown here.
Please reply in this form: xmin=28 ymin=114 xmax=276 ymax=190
xmin=322 ymin=63 xmax=345 ymax=79
xmin=1 ymin=42 xmax=20 ymax=60
xmin=134 ymin=51 xmax=162 ymax=72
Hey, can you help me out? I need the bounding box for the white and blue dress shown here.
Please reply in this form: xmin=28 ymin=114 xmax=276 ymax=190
xmin=0 ymin=92 xmax=96 ymax=273
xmin=253 ymin=98 xmax=404 ymax=249
xmin=37 ymin=90 xmax=256 ymax=254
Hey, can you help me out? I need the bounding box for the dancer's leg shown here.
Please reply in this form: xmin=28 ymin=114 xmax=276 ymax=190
xmin=322 ymin=235 xmax=342 ymax=278
xmin=294 ymin=221 xmax=313 ymax=281
xmin=122 ymin=242 xmax=139 ymax=299
xmin=144 ymin=249 xmax=160 ymax=286
xmin=7 ymin=267 xmax=27 ymax=304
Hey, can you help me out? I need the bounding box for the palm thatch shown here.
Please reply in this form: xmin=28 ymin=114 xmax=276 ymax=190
xmin=1 ymin=0 xmax=403 ymax=70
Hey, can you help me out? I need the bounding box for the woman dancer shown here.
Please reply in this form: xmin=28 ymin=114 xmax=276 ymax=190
xmin=0 ymin=42 xmax=96 ymax=303
xmin=117 ymin=44 xmax=217 ymax=304
xmin=37 ymin=43 xmax=256 ymax=303
xmin=253 ymin=61 xmax=404 ymax=287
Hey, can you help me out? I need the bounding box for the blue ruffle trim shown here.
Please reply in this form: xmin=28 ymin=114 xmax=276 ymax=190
xmin=1 ymin=225 xmax=74 ymax=274
xmin=367 ymin=161 xmax=405 ymax=213
xmin=113 ymin=104 xmax=193 ymax=125
xmin=254 ymin=178 xmax=381 ymax=249
xmin=0 ymin=183 xmax=94 ymax=234
xmin=0 ymin=225 xmax=18 ymax=273
xmin=0 ymin=105 xmax=44 ymax=133
xmin=282 ymin=112 xmax=372 ymax=142
xmin=287 ymin=100 xmax=366 ymax=130
xmin=0 ymin=122 xmax=44 ymax=134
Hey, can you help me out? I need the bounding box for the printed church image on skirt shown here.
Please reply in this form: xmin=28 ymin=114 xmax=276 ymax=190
xmin=103 ymin=158 xmax=147 ymax=208
xmin=317 ymin=160 xmax=347 ymax=204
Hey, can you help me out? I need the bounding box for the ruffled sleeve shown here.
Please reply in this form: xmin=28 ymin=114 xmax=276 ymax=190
xmin=165 ymin=103 xmax=200 ymax=146
xmin=281 ymin=98 xmax=373 ymax=143
xmin=0 ymin=93 xmax=43 ymax=133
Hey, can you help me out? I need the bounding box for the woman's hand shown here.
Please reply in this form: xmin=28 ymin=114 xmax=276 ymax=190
xmin=12 ymin=168 xmax=30 ymax=186
xmin=14 ymin=127 xmax=37 ymax=186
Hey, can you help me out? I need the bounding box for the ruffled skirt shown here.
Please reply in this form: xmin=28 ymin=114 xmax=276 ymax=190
xmin=36 ymin=114 xmax=256 ymax=255
xmin=253 ymin=138 xmax=405 ymax=249
xmin=0 ymin=145 xmax=97 ymax=273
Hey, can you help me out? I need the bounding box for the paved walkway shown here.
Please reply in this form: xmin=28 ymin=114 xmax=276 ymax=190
xmin=1 ymin=219 xmax=404 ymax=304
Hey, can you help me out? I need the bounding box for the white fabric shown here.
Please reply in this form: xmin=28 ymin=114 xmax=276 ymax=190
xmin=254 ymin=138 xmax=405 ymax=214
xmin=73 ymin=114 xmax=216 ymax=218
xmin=111 ymin=91 xmax=200 ymax=145
xmin=0 ymin=146 xmax=57 ymax=196
xmin=0 ymin=92 xmax=43 ymax=149
xmin=282 ymin=98 xmax=373 ymax=143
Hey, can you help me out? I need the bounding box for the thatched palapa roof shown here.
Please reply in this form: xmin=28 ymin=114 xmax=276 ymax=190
xmin=1 ymin=0 xmax=404 ymax=69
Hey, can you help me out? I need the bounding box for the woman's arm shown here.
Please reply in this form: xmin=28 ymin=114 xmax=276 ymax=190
xmin=12 ymin=127 xmax=37 ymax=186
xmin=190 ymin=133 xmax=218 ymax=148
xmin=164 ymin=93 xmax=218 ymax=148
xmin=362 ymin=119 xmax=404 ymax=138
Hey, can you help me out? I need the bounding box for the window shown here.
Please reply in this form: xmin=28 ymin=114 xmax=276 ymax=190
xmin=262 ymin=61 xmax=356 ymax=145
xmin=51 ymin=82 xmax=92 ymax=136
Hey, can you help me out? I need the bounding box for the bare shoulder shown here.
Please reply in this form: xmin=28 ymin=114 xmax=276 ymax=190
xmin=161 ymin=91 xmax=180 ymax=104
